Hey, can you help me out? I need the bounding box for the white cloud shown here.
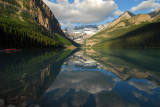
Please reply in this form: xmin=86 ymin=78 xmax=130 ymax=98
xmin=46 ymin=70 xmax=117 ymax=94
xmin=60 ymin=22 xmax=74 ymax=27
xmin=128 ymin=80 xmax=157 ymax=94
xmin=131 ymin=0 xmax=160 ymax=12
xmin=149 ymin=8 xmax=156 ymax=12
xmin=114 ymin=10 xmax=123 ymax=16
xmin=41 ymin=70 xmax=121 ymax=107
xmin=42 ymin=0 xmax=120 ymax=26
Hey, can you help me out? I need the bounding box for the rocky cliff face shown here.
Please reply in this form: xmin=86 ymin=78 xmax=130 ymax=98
xmin=26 ymin=0 xmax=63 ymax=35
xmin=0 ymin=0 xmax=80 ymax=48
xmin=0 ymin=0 xmax=64 ymax=35
xmin=27 ymin=0 xmax=80 ymax=46
xmin=129 ymin=14 xmax=152 ymax=25
xmin=28 ymin=0 xmax=62 ymax=34
xmin=109 ymin=11 xmax=135 ymax=27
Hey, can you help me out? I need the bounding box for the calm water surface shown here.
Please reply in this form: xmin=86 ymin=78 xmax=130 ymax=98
xmin=0 ymin=49 xmax=160 ymax=107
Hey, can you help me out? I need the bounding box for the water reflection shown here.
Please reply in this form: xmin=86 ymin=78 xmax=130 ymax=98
xmin=0 ymin=49 xmax=74 ymax=106
xmin=40 ymin=49 xmax=160 ymax=107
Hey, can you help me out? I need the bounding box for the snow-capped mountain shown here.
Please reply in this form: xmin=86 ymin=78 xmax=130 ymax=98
xmin=63 ymin=25 xmax=104 ymax=44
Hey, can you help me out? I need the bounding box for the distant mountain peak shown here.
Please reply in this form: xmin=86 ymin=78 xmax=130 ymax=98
xmin=122 ymin=11 xmax=135 ymax=17
xmin=149 ymin=7 xmax=160 ymax=18
xmin=108 ymin=11 xmax=134 ymax=27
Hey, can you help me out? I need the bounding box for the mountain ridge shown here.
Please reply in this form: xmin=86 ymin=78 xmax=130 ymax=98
xmin=0 ymin=0 xmax=79 ymax=48
xmin=108 ymin=11 xmax=135 ymax=27
xmin=84 ymin=8 xmax=160 ymax=48
xmin=64 ymin=25 xmax=103 ymax=44
xmin=1 ymin=0 xmax=63 ymax=35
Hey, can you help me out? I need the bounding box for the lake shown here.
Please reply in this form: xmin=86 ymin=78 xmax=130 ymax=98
xmin=0 ymin=49 xmax=160 ymax=107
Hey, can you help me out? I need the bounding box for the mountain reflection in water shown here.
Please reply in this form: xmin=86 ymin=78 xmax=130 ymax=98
xmin=39 ymin=50 xmax=160 ymax=107
xmin=0 ymin=49 xmax=74 ymax=107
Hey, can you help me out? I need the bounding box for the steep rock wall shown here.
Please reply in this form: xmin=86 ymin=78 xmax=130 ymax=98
xmin=28 ymin=0 xmax=63 ymax=35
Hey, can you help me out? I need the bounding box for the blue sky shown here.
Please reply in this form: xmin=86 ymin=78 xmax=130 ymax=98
xmin=43 ymin=0 xmax=160 ymax=28
xmin=115 ymin=0 xmax=158 ymax=14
